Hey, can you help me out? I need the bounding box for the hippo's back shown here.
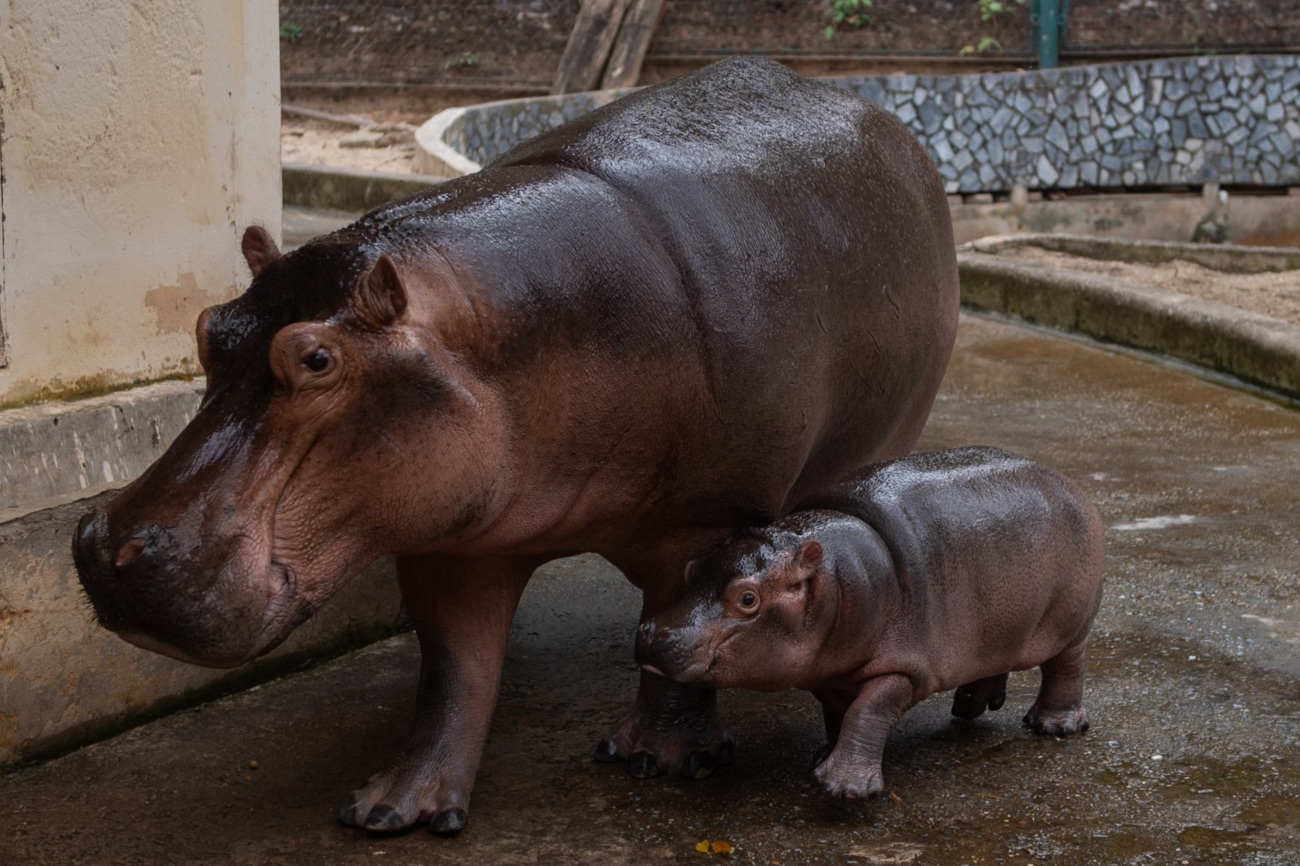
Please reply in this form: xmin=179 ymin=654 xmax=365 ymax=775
xmin=492 ymin=58 xmax=961 ymax=514
xmin=799 ymin=447 xmax=1105 ymax=611
xmin=495 ymin=57 xmax=953 ymax=332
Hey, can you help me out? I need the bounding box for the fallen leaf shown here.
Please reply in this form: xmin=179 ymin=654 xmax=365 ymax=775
xmin=711 ymin=840 xmax=734 ymax=855
xmin=888 ymin=792 xmax=903 ymax=805
xmin=696 ymin=840 xmax=711 ymax=854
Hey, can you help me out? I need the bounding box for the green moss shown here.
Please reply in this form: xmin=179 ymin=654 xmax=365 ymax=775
xmin=0 ymin=370 xmax=201 ymax=412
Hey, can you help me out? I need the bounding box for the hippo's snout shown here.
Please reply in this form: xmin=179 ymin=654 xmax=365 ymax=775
xmin=72 ymin=509 xmax=110 ymax=581
xmin=635 ymin=619 xmax=713 ymax=683
xmin=634 ymin=620 xmax=661 ymax=669
xmin=72 ymin=505 xmax=309 ymax=668
xmin=74 ymin=508 xmax=145 ymax=633
xmin=76 ymin=509 xmax=180 ymax=634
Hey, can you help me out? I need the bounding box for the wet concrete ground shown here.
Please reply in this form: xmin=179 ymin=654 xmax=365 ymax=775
xmin=3 ymin=313 xmax=1299 ymax=866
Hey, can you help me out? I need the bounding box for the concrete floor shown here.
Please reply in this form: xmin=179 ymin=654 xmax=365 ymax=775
xmin=3 ymin=313 xmax=1299 ymax=866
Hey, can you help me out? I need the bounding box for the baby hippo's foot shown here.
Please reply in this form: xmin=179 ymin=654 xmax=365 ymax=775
xmin=813 ymin=749 xmax=886 ymax=799
xmin=595 ymin=673 xmax=733 ymax=780
xmin=1023 ymin=702 xmax=1090 ymax=736
xmin=951 ymin=673 xmax=1008 ymax=720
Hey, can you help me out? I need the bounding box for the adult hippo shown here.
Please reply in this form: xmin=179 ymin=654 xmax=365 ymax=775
xmin=73 ymin=57 xmax=959 ymax=835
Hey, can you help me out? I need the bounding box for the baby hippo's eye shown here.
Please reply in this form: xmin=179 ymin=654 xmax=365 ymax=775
xmin=736 ymin=590 xmax=760 ymax=614
xmin=303 ymin=348 xmax=332 ymax=373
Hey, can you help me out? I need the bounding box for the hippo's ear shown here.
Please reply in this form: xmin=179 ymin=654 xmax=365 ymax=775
xmin=352 ymin=254 xmax=410 ymax=329
xmin=241 ymin=225 xmax=282 ymax=278
xmin=683 ymin=558 xmax=701 ymax=587
xmin=795 ymin=538 xmax=823 ymax=571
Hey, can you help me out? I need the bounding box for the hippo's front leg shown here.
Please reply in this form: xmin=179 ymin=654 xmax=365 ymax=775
xmin=338 ymin=553 xmax=535 ymax=835
xmin=813 ymin=674 xmax=915 ymax=799
xmin=596 ymin=544 xmax=734 ymax=779
xmin=594 ymin=671 xmax=734 ymax=779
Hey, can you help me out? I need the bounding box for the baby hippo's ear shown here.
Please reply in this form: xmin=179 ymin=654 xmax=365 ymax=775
xmin=242 ymin=225 xmax=282 ymax=278
xmin=796 ymin=538 xmax=824 ymax=570
xmin=783 ymin=538 xmax=823 ymax=592
xmin=683 ymin=558 xmax=701 ymax=587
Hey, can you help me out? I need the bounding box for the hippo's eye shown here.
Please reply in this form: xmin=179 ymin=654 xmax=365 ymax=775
xmin=303 ymin=348 xmax=332 ymax=374
xmin=736 ymin=591 xmax=760 ymax=614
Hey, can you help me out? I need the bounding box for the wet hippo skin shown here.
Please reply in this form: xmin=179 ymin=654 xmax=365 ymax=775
xmin=638 ymin=447 xmax=1106 ymax=799
xmin=72 ymin=57 xmax=959 ymax=835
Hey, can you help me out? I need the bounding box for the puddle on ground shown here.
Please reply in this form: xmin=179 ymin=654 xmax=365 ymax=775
xmin=1110 ymin=514 xmax=1200 ymax=531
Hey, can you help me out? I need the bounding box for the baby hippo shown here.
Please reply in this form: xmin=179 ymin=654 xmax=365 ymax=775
xmin=636 ymin=446 xmax=1105 ymax=799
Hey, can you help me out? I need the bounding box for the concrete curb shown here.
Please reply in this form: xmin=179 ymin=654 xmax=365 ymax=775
xmin=0 ymin=380 xmax=203 ymax=522
xmin=965 ymin=232 xmax=1300 ymax=273
xmin=413 ymin=106 xmax=481 ymax=177
xmin=281 ymin=162 xmax=444 ymax=213
xmin=958 ymin=250 xmax=1300 ymax=400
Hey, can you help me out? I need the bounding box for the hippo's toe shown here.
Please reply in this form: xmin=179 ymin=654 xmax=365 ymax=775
xmin=1023 ymin=703 xmax=1090 ymax=736
xmin=430 ymin=808 xmax=468 ymax=836
xmin=596 ymin=675 xmax=733 ymax=782
xmin=363 ymin=804 xmax=411 ymax=834
xmin=814 ymin=754 xmax=886 ymax=800
xmin=626 ymin=751 xmax=664 ymax=778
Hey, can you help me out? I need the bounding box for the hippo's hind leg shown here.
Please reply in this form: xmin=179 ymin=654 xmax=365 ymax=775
xmin=337 ymin=553 xmax=536 ymax=836
xmin=951 ymin=672 xmax=1009 ymax=720
xmin=1024 ymin=640 xmax=1090 ymax=736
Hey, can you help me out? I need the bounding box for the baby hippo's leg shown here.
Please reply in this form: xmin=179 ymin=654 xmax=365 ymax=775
xmin=951 ymin=672 xmax=1009 ymax=720
xmin=1023 ymin=641 xmax=1091 ymax=736
xmin=813 ymin=675 xmax=914 ymax=799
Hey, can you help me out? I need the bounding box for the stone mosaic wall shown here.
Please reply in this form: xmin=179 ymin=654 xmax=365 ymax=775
xmin=441 ymin=89 xmax=632 ymax=169
xmin=434 ymin=55 xmax=1300 ymax=194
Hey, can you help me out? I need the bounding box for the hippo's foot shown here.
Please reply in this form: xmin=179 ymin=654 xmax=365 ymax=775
xmin=813 ymin=750 xmax=886 ymax=800
xmin=337 ymin=766 xmax=470 ymax=837
xmin=951 ymin=673 xmax=1009 ymax=720
xmin=1023 ymin=703 xmax=1090 ymax=737
xmin=595 ymin=671 xmax=733 ymax=780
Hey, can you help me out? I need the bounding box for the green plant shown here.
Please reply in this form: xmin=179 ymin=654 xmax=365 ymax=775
xmin=279 ymin=22 xmax=303 ymax=42
xmin=961 ymin=0 xmax=1023 ymax=56
xmin=444 ymin=51 xmax=481 ymax=71
xmin=825 ymin=0 xmax=874 ymax=40
xmin=1189 ymin=27 xmax=1216 ymax=55
xmin=960 ymin=36 xmax=1005 ymax=54
xmin=977 ymin=0 xmax=1021 ymax=22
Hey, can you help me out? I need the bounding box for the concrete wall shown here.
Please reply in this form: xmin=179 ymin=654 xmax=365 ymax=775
xmin=0 ymin=2 xmax=408 ymax=771
xmin=0 ymin=1 xmax=283 ymax=408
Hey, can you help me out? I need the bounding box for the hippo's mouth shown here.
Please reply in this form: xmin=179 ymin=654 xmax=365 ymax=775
xmin=256 ymin=560 xmax=315 ymax=648
xmin=114 ymin=561 xmax=314 ymax=669
xmin=640 ymin=639 xmax=732 ymax=685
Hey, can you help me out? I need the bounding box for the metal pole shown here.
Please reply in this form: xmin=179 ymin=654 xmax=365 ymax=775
xmin=1036 ymin=0 xmax=1060 ymax=69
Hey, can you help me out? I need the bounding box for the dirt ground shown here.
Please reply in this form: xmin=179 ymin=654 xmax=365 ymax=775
xmin=281 ymin=119 xmax=421 ymax=175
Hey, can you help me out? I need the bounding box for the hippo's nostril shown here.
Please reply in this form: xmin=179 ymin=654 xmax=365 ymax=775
xmin=114 ymin=537 xmax=147 ymax=570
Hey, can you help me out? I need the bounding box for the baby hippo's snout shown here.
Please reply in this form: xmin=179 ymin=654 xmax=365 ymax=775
xmin=634 ymin=619 xmax=675 ymax=676
xmin=635 ymin=618 xmax=706 ymax=682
